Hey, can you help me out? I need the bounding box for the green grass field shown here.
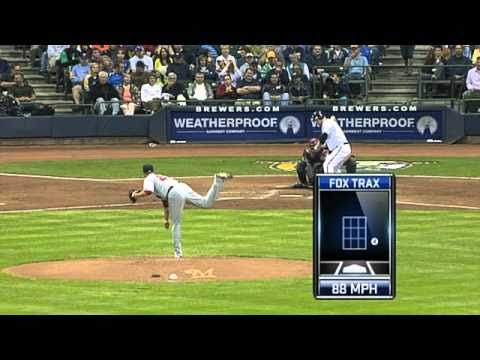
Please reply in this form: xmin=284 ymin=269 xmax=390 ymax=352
xmin=0 ymin=156 xmax=479 ymax=178
xmin=1 ymin=209 xmax=479 ymax=314
xmin=0 ymin=155 xmax=479 ymax=314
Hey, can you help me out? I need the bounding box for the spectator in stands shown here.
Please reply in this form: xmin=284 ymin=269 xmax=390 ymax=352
xmin=265 ymin=59 xmax=290 ymax=86
xmin=8 ymin=73 xmax=39 ymax=114
xmin=260 ymin=50 xmax=278 ymax=80
xmin=288 ymin=74 xmax=311 ymax=104
xmin=216 ymin=45 xmax=237 ymax=73
xmin=400 ymin=45 xmax=415 ymax=75
xmin=172 ymin=45 xmax=196 ymax=66
xmin=0 ymin=56 xmax=11 ymax=82
xmin=114 ymin=48 xmax=130 ymax=73
xmin=118 ymin=73 xmax=140 ymax=116
xmin=130 ymin=46 xmax=154 ymax=72
xmin=236 ymin=45 xmax=251 ymax=68
xmin=29 ymin=45 xmax=45 ymax=69
xmin=464 ymin=57 xmax=480 ymax=112
xmin=446 ymin=45 xmax=472 ymax=98
xmin=422 ymin=46 xmax=447 ymax=96
xmin=215 ymin=74 xmax=237 ymax=101
xmin=217 ymin=59 xmax=244 ymax=87
xmin=282 ymin=45 xmax=305 ymax=64
xmin=108 ymin=63 xmax=124 ymax=88
xmin=195 ymin=55 xmax=218 ymax=86
xmin=91 ymin=48 xmax=103 ymax=65
xmin=236 ymin=68 xmax=262 ymax=104
xmin=358 ymin=45 xmax=371 ymax=63
xmin=248 ymin=59 xmax=262 ymax=81
xmin=130 ymin=61 xmax=150 ymax=89
xmin=291 ymin=63 xmax=310 ymax=84
xmin=141 ymin=74 xmax=163 ymax=113
xmin=187 ymin=72 xmax=214 ymax=103
xmin=47 ymin=45 xmax=69 ymax=75
xmin=239 ymin=53 xmax=261 ymax=78
xmin=102 ymin=57 xmax=114 ymax=75
xmin=465 ymin=57 xmax=480 ymax=93
xmin=305 ymin=45 xmax=329 ymax=77
xmin=142 ymin=45 xmax=156 ymax=57
xmin=83 ymin=62 xmax=100 ymax=93
xmin=91 ymin=45 xmax=111 ymax=55
xmin=78 ymin=45 xmax=92 ymax=59
xmin=305 ymin=45 xmax=329 ymax=98
xmin=368 ymin=45 xmax=385 ymax=73
xmin=343 ymin=45 xmax=369 ymax=97
xmin=325 ymin=71 xmax=350 ymax=106
xmin=463 ymin=45 xmax=472 ymax=60
xmin=200 ymin=45 xmax=219 ymax=60
xmin=90 ymin=71 xmax=120 ymax=115
xmin=328 ymin=45 xmax=349 ymax=72
xmin=0 ymin=64 xmax=25 ymax=89
xmin=70 ymin=53 xmax=91 ymax=108
xmin=153 ymin=47 xmax=173 ymax=86
xmin=262 ymin=73 xmax=289 ymax=106
xmin=166 ymin=54 xmax=193 ymax=86
xmin=286 ymin=53 xmax=310 ymax=81
xmin=161 ymin=72 xmax=187 ymax=106
xmin=471 ymin=46 xmax=480 ymax=64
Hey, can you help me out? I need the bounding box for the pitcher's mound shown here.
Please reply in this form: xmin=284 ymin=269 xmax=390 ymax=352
xmin=3 ymin=257 xmax=311 ymax=283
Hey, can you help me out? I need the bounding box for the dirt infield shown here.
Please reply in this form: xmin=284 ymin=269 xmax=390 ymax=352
xmin=3 ymin=257 xmax=311 ymax=283
xmin=0 ymin=173 xmax=479 ymax=212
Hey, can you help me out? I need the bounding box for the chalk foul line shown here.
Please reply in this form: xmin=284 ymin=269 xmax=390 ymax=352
xmin=1 ymin=172 xmax=480 ymax=182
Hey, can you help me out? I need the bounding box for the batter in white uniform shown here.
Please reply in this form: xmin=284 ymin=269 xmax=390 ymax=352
xmin=312 ymin=111 xmax=352 ymax=173
xmin=130 ymin=164 xmax=233 ymax=259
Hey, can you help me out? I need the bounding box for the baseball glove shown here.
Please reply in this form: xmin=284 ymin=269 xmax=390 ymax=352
xmin=128 ymin=189 xmax=138 ymax=203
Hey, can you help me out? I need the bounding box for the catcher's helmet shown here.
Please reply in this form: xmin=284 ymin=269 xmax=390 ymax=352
xmin=143 ymin=164 xmax=154 ymax=174
xmin=308 ymin=138 xmax=319 ymax=147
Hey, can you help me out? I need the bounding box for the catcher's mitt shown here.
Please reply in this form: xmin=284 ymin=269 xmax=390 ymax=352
xmin=128 ymin=189 xmax=138 ymax=203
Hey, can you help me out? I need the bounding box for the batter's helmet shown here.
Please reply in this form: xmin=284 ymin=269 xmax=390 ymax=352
xmin=311 ymin=110 xmax=325 ymax=122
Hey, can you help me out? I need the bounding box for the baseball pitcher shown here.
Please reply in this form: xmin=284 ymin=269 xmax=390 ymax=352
xmin=129 ymin=164 xmax=233 ymax=259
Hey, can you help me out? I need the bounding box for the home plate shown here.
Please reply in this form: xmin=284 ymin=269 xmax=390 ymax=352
xmin=280 ymin=194 xmax=303 ymax=198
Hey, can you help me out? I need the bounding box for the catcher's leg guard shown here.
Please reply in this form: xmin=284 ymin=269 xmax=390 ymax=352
xmin=296 ymin=161 xmax=308 ymax=185
xmin=345 ymin=155 xmax=357 ymax=174
xmin=305 ymin=163 xmax=315 ymax=185
xmin=313 ymin=162 xmax=324 ymax=176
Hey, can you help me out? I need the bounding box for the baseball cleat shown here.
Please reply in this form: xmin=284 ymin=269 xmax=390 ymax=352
xmin=216 ymin=172 xmax=233 ymax=180
xmin=291 ymin=183 xmax=309 ymax=189
xmin=174 ymin=254 xmax=183 ymax=260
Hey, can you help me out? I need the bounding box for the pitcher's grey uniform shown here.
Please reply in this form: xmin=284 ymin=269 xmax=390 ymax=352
xmin=143 ymin=173 xmax=227 ymax=257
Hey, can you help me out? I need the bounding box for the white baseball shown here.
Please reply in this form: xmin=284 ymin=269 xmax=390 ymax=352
xmin=168 ymin=273 xmax=178 ymax=280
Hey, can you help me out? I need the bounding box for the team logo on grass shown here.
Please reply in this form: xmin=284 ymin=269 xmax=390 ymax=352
xmin=257 ymin=160 xmax=436 ymax=172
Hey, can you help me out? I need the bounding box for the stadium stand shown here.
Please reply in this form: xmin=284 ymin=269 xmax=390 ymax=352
xmin=1 ymin=45 xmax=479 ymax=115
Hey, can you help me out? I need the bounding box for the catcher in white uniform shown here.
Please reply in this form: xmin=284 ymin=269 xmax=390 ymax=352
xmin=129 ymin=164 xmax=233 ymax=259
xmin=312 ymin=110 xmax=352 ymax=173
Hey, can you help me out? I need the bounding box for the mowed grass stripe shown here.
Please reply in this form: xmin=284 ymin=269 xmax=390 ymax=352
xmin=0 ymin=156 xmax=480 ymax=178
xmin=0 ymin=209 xmax=479 ymax=313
